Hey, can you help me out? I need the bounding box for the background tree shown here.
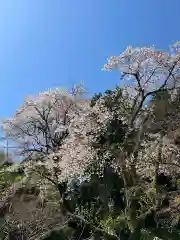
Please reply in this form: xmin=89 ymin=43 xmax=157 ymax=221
xmin=2 ymin=83 xmax=88 ymax=158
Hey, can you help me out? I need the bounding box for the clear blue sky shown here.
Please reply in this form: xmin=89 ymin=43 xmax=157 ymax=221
xmin=0 ymin=0 xmax=180 ymax=119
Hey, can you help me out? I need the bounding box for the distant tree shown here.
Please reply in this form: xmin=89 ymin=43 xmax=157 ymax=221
xmin=0 ymin=150 xmax=7 ymax=167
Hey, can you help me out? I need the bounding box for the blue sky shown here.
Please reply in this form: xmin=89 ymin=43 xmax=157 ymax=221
xmin=0 ymin=0 xmax=180 ymax=120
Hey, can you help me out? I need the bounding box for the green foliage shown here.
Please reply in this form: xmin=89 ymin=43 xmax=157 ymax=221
xmin=99 ymin=213 xmax=128 ymax=237
xmin=0 ymin=163 xmax=25 ymax=193
xmin=90 ymin=92 xmax=102 ymax=107
xmin=0 ymin=151 xmax=6 ymax=167
xmin=91 ymin=85 xmax=130 ymax=115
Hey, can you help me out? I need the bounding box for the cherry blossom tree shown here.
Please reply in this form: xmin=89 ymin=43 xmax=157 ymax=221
xmin=103 ymin=43 xmax=180 ymax=126
xmin=100 ymin=42 xmax=180 ymax=237
xmin=2 ymin=83 xmax=88 ymax=158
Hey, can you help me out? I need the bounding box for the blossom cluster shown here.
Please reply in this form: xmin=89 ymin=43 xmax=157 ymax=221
xmin=103 ymin=43 xmax=180 ymax=98
xmin=46 ymin=98 xmax=114 ymax=182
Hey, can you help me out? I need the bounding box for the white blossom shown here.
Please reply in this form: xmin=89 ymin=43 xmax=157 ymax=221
xmin=103 ymin=43 xmax=180 ymax=98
